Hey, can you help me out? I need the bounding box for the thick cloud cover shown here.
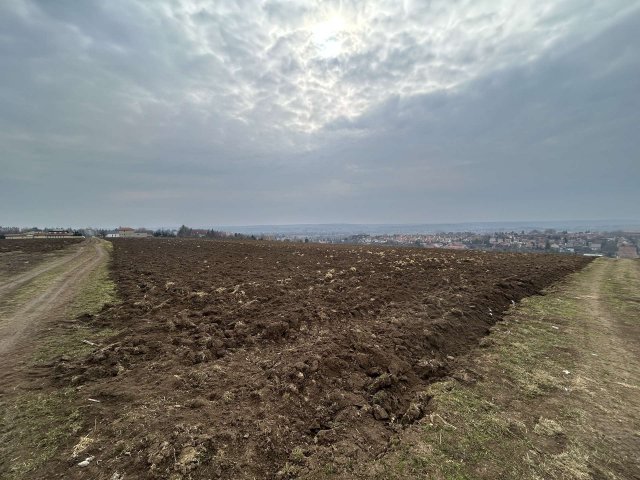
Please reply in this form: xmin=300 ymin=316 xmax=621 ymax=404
xmin=1 ymin=0 xmax=638 ymax=227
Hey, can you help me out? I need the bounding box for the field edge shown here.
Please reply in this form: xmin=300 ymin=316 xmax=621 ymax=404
xmin=353 ymin=258 xmax=640 ymax=480
xmin=0 ymin=239 xmax=118 ymax=480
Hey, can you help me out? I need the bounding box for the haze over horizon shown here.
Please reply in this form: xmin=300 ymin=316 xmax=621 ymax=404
xmin=1 ymin=1 xmax=639 ymax=227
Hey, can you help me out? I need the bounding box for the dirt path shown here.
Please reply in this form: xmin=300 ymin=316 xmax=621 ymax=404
xmin=570 ymin=259 xmax=640 ymax=476
xmin=0 ymin=239 xmax=108 ymax=370
xmin=0 ymin=242 xmax=86 ymax=296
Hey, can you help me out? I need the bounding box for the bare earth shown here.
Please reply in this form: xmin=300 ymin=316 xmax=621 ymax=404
xmin=0 ymin=239 xmax=107 ymax=387
xmin=0 ymin=240 xmax=637 ymax=479
xmin=27 ymin=239 xmax=590 ymax=479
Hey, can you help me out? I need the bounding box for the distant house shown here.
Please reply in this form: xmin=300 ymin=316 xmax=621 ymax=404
xmin=5 ymin=229 xmax=79 ymax=239
xmin=117 ymin=227 xmax=149 ymax=238
xmin=190 ymin=229 xmax=210 ymax=238
xmin=589 ymin=243 xmax=602 ymax=251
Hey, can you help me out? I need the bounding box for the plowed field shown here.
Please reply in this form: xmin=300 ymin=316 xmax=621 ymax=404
xmin=49 ymin=239 xmax=591 ymax=479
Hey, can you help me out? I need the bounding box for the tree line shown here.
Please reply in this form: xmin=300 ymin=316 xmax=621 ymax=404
xmin=174 ymin=225 xmax=257 ymax=240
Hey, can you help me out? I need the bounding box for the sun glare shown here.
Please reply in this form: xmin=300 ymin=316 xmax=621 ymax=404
xmin=310 ymin=15 xmax=348 ymax=58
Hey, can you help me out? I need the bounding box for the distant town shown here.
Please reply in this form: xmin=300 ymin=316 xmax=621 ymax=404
xmin=332 ymin=230 xmax=639 ymax=259
xmin=1 ymin=224 xmax=638 ymax=259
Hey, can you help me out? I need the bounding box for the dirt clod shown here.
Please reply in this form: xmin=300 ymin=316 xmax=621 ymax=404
xmin=373 ymin=404 xmax=390 ymax=421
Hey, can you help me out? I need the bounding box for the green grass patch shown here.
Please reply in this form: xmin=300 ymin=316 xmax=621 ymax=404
xmin=600 ymin=260 xmax=640 ymax=320
xmin=66 ymin=241 xmax=116 ymax=318
xmin=0 ymin=389 xmax=82 ymax=479
xmin=30 ymin=323 xmax=119 ymax=365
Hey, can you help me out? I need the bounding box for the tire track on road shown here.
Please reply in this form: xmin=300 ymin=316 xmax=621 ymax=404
xmin=0 ymin=239 xmax=107 ymax=360
xmin=0 ymin=241 xmax=88 ymax=297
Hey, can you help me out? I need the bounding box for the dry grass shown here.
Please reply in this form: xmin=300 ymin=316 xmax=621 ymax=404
xmin=0 ymin=389 xmax=82 ymax=479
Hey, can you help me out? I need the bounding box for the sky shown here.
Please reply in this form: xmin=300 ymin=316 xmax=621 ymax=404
xmin=1 ymin=0 xmax=639 ymax=228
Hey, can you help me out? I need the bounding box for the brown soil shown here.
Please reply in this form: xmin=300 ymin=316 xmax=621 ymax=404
xmin=36 ymin=239 xmax=591 ymax=479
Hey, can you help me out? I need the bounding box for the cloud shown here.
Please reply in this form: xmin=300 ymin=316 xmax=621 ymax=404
xmin=0 ymin=0 xmax=639 ymax=226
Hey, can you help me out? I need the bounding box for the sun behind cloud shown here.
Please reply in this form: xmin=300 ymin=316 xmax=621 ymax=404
xmin=310 ymin=15 xmax=348 ymax=58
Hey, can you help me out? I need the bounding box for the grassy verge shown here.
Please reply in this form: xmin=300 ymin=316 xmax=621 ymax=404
xmin=0 ymin=240 xmax=118 ymax=480
xmin=0 ymin=389 xmax=83 ymax=478
xmin=361 ymin=259 xmax=639 ymax=479
xmin=32 ymin=241 xmax=118 ymax=364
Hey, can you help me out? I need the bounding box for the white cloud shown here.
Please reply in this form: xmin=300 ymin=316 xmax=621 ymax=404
xmin=0 ymin=0 xmax=639 ymax=226
xmin=159 ymin=0 xmax=635 ymax=132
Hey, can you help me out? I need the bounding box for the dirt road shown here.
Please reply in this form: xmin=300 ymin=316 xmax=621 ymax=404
xmin=0 ymin=243 xmax=86 ymax=297
xmin=572 ymin=258 xmax=640 ymax=476
xmin=0 ymin=238 xmax=108 ymax=364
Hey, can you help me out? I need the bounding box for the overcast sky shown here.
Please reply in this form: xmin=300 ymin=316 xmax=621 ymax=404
xmin=1 ymin=0 xmax=639 ymax=228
